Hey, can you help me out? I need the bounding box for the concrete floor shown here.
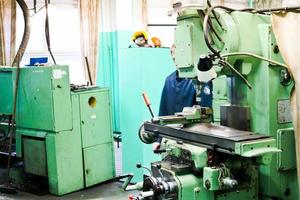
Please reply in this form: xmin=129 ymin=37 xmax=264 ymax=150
xmin=0 ymin=182 xmax=135 ymax=200
xmin=0 ymin=142 xmax=138 ymax=200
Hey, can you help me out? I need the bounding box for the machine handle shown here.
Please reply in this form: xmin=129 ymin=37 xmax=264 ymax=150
xmin=142 ymin=92 xmax=155 ymax=118
xmin=153 ymin=149 xmax=167 ymax=154
xmin=142 ymin=92 xmax=151 ymax=106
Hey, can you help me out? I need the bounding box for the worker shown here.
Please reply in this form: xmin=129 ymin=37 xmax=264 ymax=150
xmin=153 ymin=45 xmax=213 ymax=150
xmin=129 ymin=31 xmax=152 ymax=48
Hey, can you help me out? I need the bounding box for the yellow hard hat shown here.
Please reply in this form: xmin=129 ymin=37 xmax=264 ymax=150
xmin=132 ymin=31 xmax=148 ymax=41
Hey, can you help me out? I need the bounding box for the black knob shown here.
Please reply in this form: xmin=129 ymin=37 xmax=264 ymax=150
xmin=156 ymin=164 xmax=161 ymax=170
xmin=136 ymin=164 xmax=142 ymax=168
xmin=198 ymin=55 xmax=213 ymax=72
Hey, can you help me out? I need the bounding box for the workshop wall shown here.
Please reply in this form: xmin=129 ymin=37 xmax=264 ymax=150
xmin=97 ymin=0 xmax=145 ymax=133
xmin=16 ymin=1 xmax=85 ymax=84
xmin=97 ymin=0 xmax=176 ymax=133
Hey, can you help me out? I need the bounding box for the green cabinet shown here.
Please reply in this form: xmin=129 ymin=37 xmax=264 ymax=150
xmin=4 ymin=66 xmax=115 ymax=196
xmin=73 ymin=88 xmax=115 ymax=188
xmin=83 ymin=143 xmax=114 ymax=187
xmin=78 ymin=90 xmax=112 ymax=148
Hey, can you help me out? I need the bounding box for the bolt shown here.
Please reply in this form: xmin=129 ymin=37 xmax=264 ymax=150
xmin=205 ymin=180 xmax=211 ymax=190
xmin=273 ymin=45 xmax=280 ymax=54
xmin=194 ymin=187 xmax=201 ymax=193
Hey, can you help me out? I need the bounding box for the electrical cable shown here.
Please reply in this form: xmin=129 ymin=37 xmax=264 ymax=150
xmin=45 ymin=0 xmax=56 ymax=64
xmin=203 ymin=6 xmax=235 ymax=56
xmin=249 ymin=6 xmax=300 ymax=14
xmin=206 ymin=0 xmax=223 ymax=29
xmin=12 ymin=0 xmax=31 ymax=67
xmin=197 ymin=10 xmax=224 ymax=43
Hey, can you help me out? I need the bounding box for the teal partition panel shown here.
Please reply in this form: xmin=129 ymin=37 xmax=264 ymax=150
xmin=119 ymin=48 xmax=175 ymax=182
xmin=97 ymin=30 xmax=133 ymax=133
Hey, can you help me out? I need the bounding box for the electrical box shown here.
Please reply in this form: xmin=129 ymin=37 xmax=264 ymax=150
xmin=16 ymin=66 xmax=72 ymax=132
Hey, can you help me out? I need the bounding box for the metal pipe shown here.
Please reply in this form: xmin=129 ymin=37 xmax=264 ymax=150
xmin=221 ymin=52 xmax=288 ymax=68
xmin=45 ymin=0 xmax=56 ymax=64
xmin=251 ymin=6 xmax=300 ymax=14
xmin=85 ymin=57 xmax=93 ymax=85
xmin=219 ymin=59 xmax=253 ymax=90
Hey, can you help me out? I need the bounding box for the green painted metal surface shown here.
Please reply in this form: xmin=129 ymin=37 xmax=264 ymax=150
xmin=45 ymin=92 xmax=84 ymax=195
xmin=120 ymin=48 xmax=175 ymax=182
xmin=15 ymin=128 xmax=47 ymax=157
xmin=83 ymin=143 xmax=115 ymax=187
xmin=0 ymin=67 xmax=14 ymax=114
xmin=217 ymin=188 xmax=257 ymax=200
xmin=77 ymin=89 xmax=113 ymax=148
xmin=23 ymin=137 xmax=47 ymax=177
xmin=3 ymin=66 xmax=115 ymax=196
xmin=73 ymin=88 xmax=115 ymax=187
xmin=277 ymin=128 xmax=296 ymax=171
xmin=175 ymin=173 xmax=214 ymax=200
xmin=212 ymin=76 xmax=229 ymax=122
xmin=46 ymin=130 xmax=84 ymax=195
xmin=162 ymin=140 xmax=208 ymax=170
xmin=14 ymin=66 xmax=72 ymax=132
xmin=203 ymin=167 xmax=220 ymax=191
xmin=173 ymin=10 xmax=298 ymax=200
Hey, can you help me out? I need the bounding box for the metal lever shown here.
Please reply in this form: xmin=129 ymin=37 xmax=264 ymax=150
xmin=153 ymin=149 xmax=167 ymax=154
xmin=136 ymin=163 xmax=152 ymax=175
xmin=155 ymin=164 xmax=165 ymax=181
xmin=142 ymin=92 xmax=155 ymax=118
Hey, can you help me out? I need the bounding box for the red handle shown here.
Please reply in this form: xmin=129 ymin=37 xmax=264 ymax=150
xmin=142 ymin=92 xmax=151 ymax=106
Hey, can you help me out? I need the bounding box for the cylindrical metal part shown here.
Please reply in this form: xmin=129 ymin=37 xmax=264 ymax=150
xmin=138 ymin=124 xmax=157 ymax=144
xmin=223 ymin=177 xmax=238 ymax=188
xmin=137 ymin=191 xmax=154 ymax=200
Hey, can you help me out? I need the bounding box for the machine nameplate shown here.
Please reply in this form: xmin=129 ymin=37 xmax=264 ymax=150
xmin=277 ymin=100 xmax=292 ymax=124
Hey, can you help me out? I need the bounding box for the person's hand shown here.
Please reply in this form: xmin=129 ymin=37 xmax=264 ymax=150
xmin=153 ymin=142 xmax=161 ymax=151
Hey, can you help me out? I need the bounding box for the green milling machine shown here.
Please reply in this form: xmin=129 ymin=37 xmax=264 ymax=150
xmin=132 ymin=2 xmax=299 ymax=200
xmin=0 ymin=65 xmax=115 ymax=195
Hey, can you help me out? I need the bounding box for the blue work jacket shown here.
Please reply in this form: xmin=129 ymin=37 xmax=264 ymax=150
xmin=159 ymin=71 xmax=213 ymax=117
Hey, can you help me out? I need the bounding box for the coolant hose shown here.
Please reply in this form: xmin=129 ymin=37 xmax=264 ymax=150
xmin=7 ymin=0 xmax=30 ymax=171
xmin=12 ymin=0 xmax=30 ymax=67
